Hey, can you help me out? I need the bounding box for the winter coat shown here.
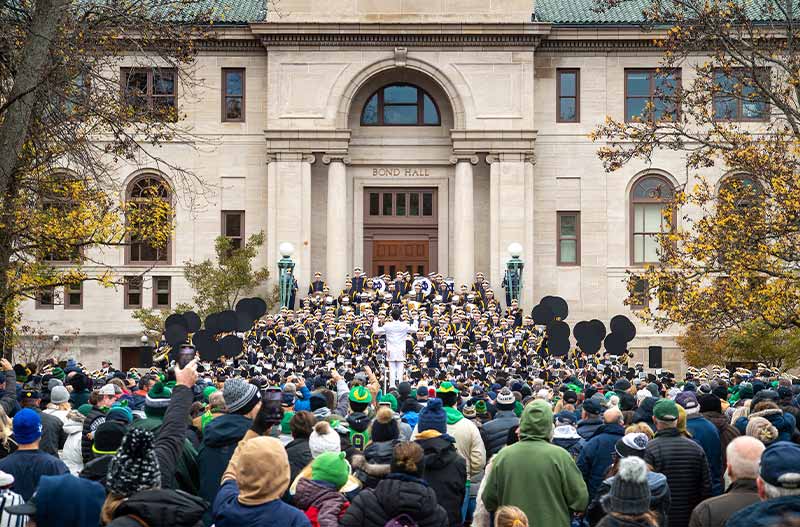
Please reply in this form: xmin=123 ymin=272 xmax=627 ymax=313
xmin=587 ymin=470 xmax=671 ymax=527
xmin=644 ymin=427 xmax=712 ymax=527
xmin=339 ymin=473 xmax=449 ymax=527
xmin=552 ymin=425 xmax=585 ymax=460
xmin=686 ymin=414 xmax=723 ymax=495
xmin=107 ymin=488 xmax=207 ymax=527
xmin=35 ymin=408 xmax=65 ymax=457
xmin=442 ymin=407 xmax=486 ymax=481
xmin=577 ymin=423 xmax=626 ymax=499
xmin=688 ymin=478 xmax=760 ymax=527
xmin=213 ymin=469 xmax=310 ymax=527
xmin=61 ymin=411 xmax=85 ymax=475
xmin=577 ymin=416 xmax=604 ymax=441
xmin=80 ymin=454 xmax=112 ymax=486
xmin=81 ymin=406 xmax=106 ymax=464
xmin=285 ymin=437 xmax=313 ymax=485
xmin=631 ymin=399 xmax=657 ymax=432
xmin=480 ymin=410 xmax=519 ymax=457
xmin=293 ymin=478 xmax=348 ymax=527
xmin=701 ymin=411 xmax=740 ymax=466
xmin=0 ymin=370 xmax=19 ymax=417
xmin=481 ymin=401 xmax=588 ymax=527
xmin=197 ymin=412 xmax=252 ymax=520
xmin=734 ymin=407 xmax=796 ymax=443
xmin=726 ymin=495 xmax=800 ymax=527
xmin=353 ymin=440 xmax=395 ymax=488
xmin=69 ymin=389 xmax=90 ymax=410
xmin=417 ymin=432 xmax=467 ymax=527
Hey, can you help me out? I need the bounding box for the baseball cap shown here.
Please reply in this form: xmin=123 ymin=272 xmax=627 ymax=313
xmin=759 ymin=442 xmax=800 ymax=489
xmin=653 ymin=399 xmax=679 ymax=421
xmin=12 ymin=408 xmax=42 ymax=445
xmin=582 ymin=397 xmax=605 ymax=415
xmin=416 ymin=386 xmax=429 ymax=399
xmin=675 ymin=391 xmax=699 ymax=411
xmin=96 ymin=384 xmax=116 ymax=397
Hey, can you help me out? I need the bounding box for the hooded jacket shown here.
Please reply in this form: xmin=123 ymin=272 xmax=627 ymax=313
xmin=725 ymin=495 xmax=800 ymax=527
xmin=293 ymin=478 xmax=348 ymax=527
xmin=417 ymin=431 xmax=467 ymax=527
xmin=587 ymin=469 xmax=671 ymax=527
xmin=442 ymin=406 xmax=486 ymax=481
xmin=481 ymin=400 xmax=588 ymax=527
xmin=685 ymin=413 xmax=723 ymax=495
xmin=644 ymin=427 xmax=712 ymax=527
xmin=734 ymin=407 xmax=796 ymax=443
xmin=285 ymin=437 xmax=313 ymax=485
xmin=213 ymin=467 xmax=310 ymax=527
xmin=198 ymin=413 xmax=252 ymax=524
xmin=481 ymin=409 xmax=519 ymax=457
xmin=108 ymin=488 xmax=207 ymax=527
xmin=339 ymin=473 xmax=449 ymax=527
xmin=62 ymin=411 xmax=85 ymax=475
xmin=577 ymin=423 xmax=626 ymax=499
xmin=346 ymin=412 xmax=372 ymax=450
xmin=552 ymin=425 xmax=585 ymax=460
xmin=353 ymin=440 xmax=395 ymax=488
xmin=577 ymin=416 xmax=604 ymax=440
xmin=701 ymin=411 xmax=740 ymax=466
xmin=688 ymin=478 xmax=759 ymax=527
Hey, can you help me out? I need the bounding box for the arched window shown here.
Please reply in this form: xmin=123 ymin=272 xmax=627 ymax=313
xmin=361 ymin=84 xmax=440 ymax=126
xmin=631 ymin=174 xmax=674 ymax=265
xmin=719 ymin=173 xmax=762 ymax=208
xmin=126 ymin=175 xmax=171 ymax=264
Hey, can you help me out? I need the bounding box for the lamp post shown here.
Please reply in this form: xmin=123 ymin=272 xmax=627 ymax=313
xmin=278 ymin=242 xmax=296 ymax=308
xmin=503 ymin=242 xmax=524 ymax=306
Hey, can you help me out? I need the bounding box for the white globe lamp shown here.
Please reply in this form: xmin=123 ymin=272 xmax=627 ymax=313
xmin=279 ymin=242 xmax=295 ymax=258
xmin=508 ymin=242 xmax=523 ymax=258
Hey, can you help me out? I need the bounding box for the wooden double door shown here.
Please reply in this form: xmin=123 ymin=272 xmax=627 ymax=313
xmin=371 ymin=240 xmax=429 ymax=278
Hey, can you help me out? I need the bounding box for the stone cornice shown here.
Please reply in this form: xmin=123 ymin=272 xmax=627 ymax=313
xmin=258 ymin=32 xmax=545 ymax=48
xmin=538 ymin=39 xmax=662 ymax=52
xmin=264 ymin=129 xmax=352 ymax=155
xmin=451 ymin=129 xmax=537 ymax=155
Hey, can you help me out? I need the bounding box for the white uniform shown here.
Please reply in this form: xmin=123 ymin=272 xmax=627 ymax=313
xmin=372 ymin=318 xmax=418 ymax=387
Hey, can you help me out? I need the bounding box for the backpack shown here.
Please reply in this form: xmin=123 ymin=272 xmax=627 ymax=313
xmin=385 ymin=514 xmax=418 ymax=527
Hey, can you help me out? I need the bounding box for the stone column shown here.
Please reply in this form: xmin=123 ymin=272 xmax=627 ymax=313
xmin=266 ymin=152 xmax=315 ymax=293
xmin=450 ymin=154 xmax=478 ymax=289
xmin=322 ymin=154 xmax=350 ymax=295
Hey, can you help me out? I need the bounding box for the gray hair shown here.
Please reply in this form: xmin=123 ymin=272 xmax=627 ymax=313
xmin=726 ymin=436 xmax=764 ymax=480
xmin=763 ymin=480 xmax=800 ymax=499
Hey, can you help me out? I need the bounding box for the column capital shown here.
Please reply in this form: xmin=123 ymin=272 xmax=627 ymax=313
xmin=486 ymin=152 xmax=536 ymax=164
xmin=449 ymin=154 xmax=479 ymax=165
xmin=266 ymin=152 xmax=315 ymax=163
xmin=322 ymin=154 xmax=352 ymax=165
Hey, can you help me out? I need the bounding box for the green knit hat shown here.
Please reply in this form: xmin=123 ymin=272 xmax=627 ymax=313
xmin=437 ymin=381 xmax=459 ymax=394
xmin=145 ymin=382 xmax=172 ymax=417
xmin=475 ymin=400 xmax=488 ymax=415
xmin=349 ymin=386 xmax=372 ymax=404
xmin=379 ymin=393 xmax=398 ymax=411
xmin=311 ymin=451 xmax=349 ymax=489
xmin=281 ymin=411 xmax=295 ymax=435
xmin=51 ymin=367 xmax=66 ymax=381
xmin=203 ymin=386 xmax=218 ymax=403
xmin=77 ymin=403 xmax=93 ymax=417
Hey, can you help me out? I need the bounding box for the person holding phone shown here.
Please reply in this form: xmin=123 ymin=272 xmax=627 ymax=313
xmin=372 ymin=307 xmax=418 ymax=389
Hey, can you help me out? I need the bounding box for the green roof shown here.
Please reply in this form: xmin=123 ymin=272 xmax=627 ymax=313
xmin=166 ymin=0 xmax=266 ymax=24
xmin=534 ymin=0 xmax=651 ymax=25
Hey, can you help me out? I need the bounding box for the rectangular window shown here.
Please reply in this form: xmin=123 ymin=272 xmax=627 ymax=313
xmin=557 ymin=212 xmax=581 ymax=266
xmin=382 ymin=193 xmax=393 ymax=216
xmin=625 ymin=69 xmax=680 ymax=122
xmin=422 ymin=192 xmax=433 ymax=216
xmin=369 ymin=193 xmax=380 ymax=216
xmin=222 ymin=211 xmax=245 ymax=251
xmin=557 ymin=69 xmax=580 ymax=122
xmin=713 ymin=68 xmax=769 ymax=121
xmin=632 ymin=203 xmax=667 ymax=264
xmin=222 ymin=68 xmax=245 ymax=122
xmin=121 ymin=68 xmax=177 ymax=120
xmin=395 ymin=193 xmax=406 ymax=216
xmin=124 ymin=276 xmax=143 ymax=309
xmin=153 ymin=276 xmax=171 ymax=309
xmin=64 ymin=283 xmax=83 ymax=310
xmin=36 ymin=287 xmax=55 ymax=310
xmin=630 ymin=278 xmax=649 ymax=310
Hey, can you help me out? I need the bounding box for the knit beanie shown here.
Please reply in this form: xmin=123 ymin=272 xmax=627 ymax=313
xmin=462 ymin=404 xmax=477 ymax=419
xmin=418 ymin=398 xmax=447 ymax=434
xmin=349 ymin=386 xmax=372 ymax=404
xmin=604 ymin=456 xmax=651 ymax=515
xmin=496 ymin=388 xmax=516 ymax=410
xmin=92 ymin=421 xmax=127 ymax=455
xmin=475 ymin=400 xmax=488 ymax=416
xmin=379 ymin=393 xmax=398 ymax=412
xmin=698 ymin=393 xmax=722 ymax=414
xmin=746 ymin=416 xmax=779 ymax=445
xmin=311 ymin=451 xmax=350 ymax=489
xmin=224 ymin=378 xmax=260 ymax=415
xmin=51 ymin=367 xmax=66 ymax=381
xmin=203 ymin=386 xmax=218 ymax=403
xmin=107 ymin=405 xmax=134 ymax=425
xmin=615 ymin=432 xmax=649 ymax=459
xmin=50 ymin=385 xmax=70 ymax=405
xmin=47 ymin=378 xmax=64 ymax=391
xmin=227 ymin=436 xmax=290 ymax=505
xmin=309 ymin=421 xmax=341 ymax=458
xmin=371 ymin=407 xmax=399 ymax=442
xmin=144 ymin=382 xmax=172 ymax=417
xmin=280 ymin=411 xmax=295 ymax=435
xmin=77 ymin=403 xmax=93 ymax=417
xmin=106 ymin=428 xmax=161 ymax=497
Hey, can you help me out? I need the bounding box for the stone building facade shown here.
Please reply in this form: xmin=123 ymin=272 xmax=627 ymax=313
xmin=19 ymin=0 xmax=742 ymax=371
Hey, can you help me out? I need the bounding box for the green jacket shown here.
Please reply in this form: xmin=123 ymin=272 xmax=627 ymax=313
xmin=482 ymin=400 xmax=588 ymax=527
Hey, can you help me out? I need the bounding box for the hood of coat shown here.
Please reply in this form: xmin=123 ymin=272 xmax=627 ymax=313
xmin=352 ymin=454 xmax=391 ymax=478
xmin=347 ymin=412 xmax=371 ymax=433
xmin=444 ymin=406 xmax=463 ymax=425
xmin=519 ymin=400 xmax=553 ymax=441
xmin=417 ymin=435 xmax=458 ymax=470
xmin=293 ymin=478 xmax=343 ymax=511
xmin=63 ymin=412 xmax=85 ymax=434
xmin=114 ymin=489 xmax=207 ymax=527
xmin=373 ymin=474 xmax=440 ymax=519
xmin=202 ymin=413 xmax=252 ymax=448
xmin=364 ymin=440 xmax=395 ymax=464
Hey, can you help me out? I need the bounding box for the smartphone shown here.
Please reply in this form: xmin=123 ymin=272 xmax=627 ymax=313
xmin=177 ymin=344 xmax=196 ymax=369
xmin=262 ymin=387 xmax=282 ymax=402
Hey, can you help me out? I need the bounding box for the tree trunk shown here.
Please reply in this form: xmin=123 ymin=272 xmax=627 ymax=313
xmin=0 ymin=0 xmax=69 ymax=192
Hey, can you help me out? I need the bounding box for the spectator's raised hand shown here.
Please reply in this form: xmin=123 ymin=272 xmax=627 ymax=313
xmin=175 ymin=358 xmax=198 ymax=388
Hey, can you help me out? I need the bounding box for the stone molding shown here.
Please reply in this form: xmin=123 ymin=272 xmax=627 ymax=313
xmin=322 ymin=154 xmax=352 ymax=165
xmin=486 ymin=153 xmax=536 ymax=165
xmin=258 ymin=33 xmax=545 ymax=47
xmin=451 ymin=129 xmax=537 ymax=156
xmin=264 ymin=129 xmax=352 ymax=157
xmin=449 ymin=154 xmax=479 ymax=165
